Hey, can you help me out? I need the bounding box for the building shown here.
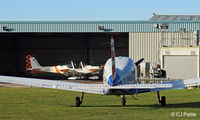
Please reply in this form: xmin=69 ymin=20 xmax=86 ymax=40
xmin=1 ymin=20 xmax=200 ymax=79
xmin=149 ymin=14 xmax=200 ymax=21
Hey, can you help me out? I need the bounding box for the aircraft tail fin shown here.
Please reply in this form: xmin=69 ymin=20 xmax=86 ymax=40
xmin=80 ymin=61 xmax=84 ymax=70
xmin=110 ymin=36 xmax=116 ymax=80
xmin=71 ymin=61 xmax=75 ymax=70
xmin=26 ymin=54 xmax=33 ymax=70
xmin=30 ymin=57 xmax=41 ymax=69
xmin=25 ymin=54 xmax=41 ymax=70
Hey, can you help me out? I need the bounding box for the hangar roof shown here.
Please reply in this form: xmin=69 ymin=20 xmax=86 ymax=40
xmin=1 ymin=21 xmax=200 ymax=33
xmin=149 ymin=14 xmax=200 ymax=21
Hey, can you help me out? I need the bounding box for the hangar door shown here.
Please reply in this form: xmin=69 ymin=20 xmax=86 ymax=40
xmin=0 ymin=33 xmax=128 ymax=77
xmin=163 ymin=55 xmax=198 ymax=79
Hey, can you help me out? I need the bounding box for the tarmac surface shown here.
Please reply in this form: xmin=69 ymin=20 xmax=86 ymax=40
xmin=0 ymin=82 xmax=34 ymax=88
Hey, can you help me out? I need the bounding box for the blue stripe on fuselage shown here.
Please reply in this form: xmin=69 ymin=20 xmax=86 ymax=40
xmin=108 ymin=73 xmax=120 ymax=86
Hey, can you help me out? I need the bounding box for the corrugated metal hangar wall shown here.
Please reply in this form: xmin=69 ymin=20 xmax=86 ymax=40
xmin=129 ymin=31 xmax=198 ymax=66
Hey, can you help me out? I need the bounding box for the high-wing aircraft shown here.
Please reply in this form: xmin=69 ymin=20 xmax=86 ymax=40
xmin=0 ymin=36 xmax=200 ymax=107
xmin=25 ymin=55 xmax=103 ymax=79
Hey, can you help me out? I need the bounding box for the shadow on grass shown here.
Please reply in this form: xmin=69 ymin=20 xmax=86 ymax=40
xmin=70 ymin=102 xmax=200 ymax=108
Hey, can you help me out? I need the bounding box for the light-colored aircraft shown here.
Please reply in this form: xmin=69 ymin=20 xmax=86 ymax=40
xmin=0 ymin=36 xmax=200 ymax=107
xmin=25 ymin=55 xmax=103 ymax=79
xmin=26 ymin=54 xmax=70 ymax=75
xmin=68 ymin=61 xmax=103 ymax=79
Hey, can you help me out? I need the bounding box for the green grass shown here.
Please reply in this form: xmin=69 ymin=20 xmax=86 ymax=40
xmin=0 ymin=88 xmax=199 ymax=120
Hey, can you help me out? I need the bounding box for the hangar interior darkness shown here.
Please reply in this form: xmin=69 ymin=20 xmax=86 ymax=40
xmin=0 ymin=33 xmax=128 ymax=77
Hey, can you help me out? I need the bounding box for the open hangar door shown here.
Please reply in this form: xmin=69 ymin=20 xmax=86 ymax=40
xmin=86 ymin=33 xmax=128 ymax=65
xmin=0 ymin=33 xmax=128 ymax=77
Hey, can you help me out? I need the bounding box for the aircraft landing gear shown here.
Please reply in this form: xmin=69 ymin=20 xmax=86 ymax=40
xmin=121 ymin=95 xmax=126 ymax=106
xmin=75 ymin=92 xmax=84 ymax=107
xmin=157 ymin=91 xmax=166 ymax=106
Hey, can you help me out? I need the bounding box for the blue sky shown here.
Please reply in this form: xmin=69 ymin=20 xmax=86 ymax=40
xmin=1 ymin=0 xmax=200 ymax=21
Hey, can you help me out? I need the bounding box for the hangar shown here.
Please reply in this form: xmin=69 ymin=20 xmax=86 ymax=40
xmin=1 ymin=20 xmax=200 ymax=79
xmin=0 ymin=22 xmax=129 ymax=77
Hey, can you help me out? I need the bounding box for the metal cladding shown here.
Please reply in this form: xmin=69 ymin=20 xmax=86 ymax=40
xmin=129 ymin=32 xmax=198 ymax=66
xmin=149 ymin=15 xmax=200 ymax=21
xmin=1 ymin=21 xmax=200 ymax=32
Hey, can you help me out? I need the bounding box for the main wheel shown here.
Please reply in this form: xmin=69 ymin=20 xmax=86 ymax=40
xmin=121 ymin=97 xmax=126 ymax=106
xmin=161 ymin=96 xmax=166 ymax=106
xmin=76 ymin=97 xmax=81 ymax=107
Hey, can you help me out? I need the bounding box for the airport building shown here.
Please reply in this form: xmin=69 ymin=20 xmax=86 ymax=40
xmin=1 ymin=15 xmax=200 ymax=79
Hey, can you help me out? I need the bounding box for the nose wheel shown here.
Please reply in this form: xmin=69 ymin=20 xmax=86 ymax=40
xmin=121 ymin=95 xmax=126 ymax=106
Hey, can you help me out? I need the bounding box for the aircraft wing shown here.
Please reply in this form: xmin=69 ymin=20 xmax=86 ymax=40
xmin=0 ymin=75 xmax=199 ymax=95
xmin=0 ymin=75 xmax=171 ymax=94
xmin=63 ymin=69 xmax=88 ymax=75
xmin=0 ymin=75 xmax=105 ymax=94
xmin=160 ymin=78 xmax=200 ymax=89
